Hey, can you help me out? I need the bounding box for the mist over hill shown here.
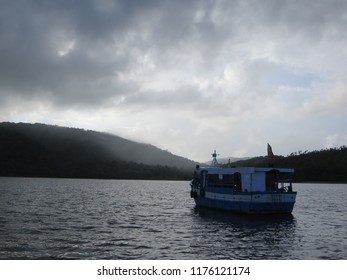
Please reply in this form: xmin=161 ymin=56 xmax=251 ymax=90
xmin=1 ymin=122 xmax=346 ymax=182
xmin=0 ymin=122 xmax=197 ymax=180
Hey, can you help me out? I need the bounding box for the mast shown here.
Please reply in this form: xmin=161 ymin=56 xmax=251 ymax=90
xmin=210 ymin=150 xmax=220 ymax=167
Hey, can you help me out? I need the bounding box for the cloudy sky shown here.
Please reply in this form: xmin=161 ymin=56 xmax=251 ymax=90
xmin=1 ymin=0 xmax=347 ymax=161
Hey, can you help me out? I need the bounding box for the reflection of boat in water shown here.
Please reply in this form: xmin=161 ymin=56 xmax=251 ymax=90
xmin=193 ymin=206 xmax=296 ymax=231
xmin=190 ymin=150 xmax=297 ymax=214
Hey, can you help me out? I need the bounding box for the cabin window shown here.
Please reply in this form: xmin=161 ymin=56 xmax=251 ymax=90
xmin=207 ymin=173 xmax=240 ymax=190
xmin=223 ymin=174 xmax=234 ymax=185
xmin=207 ymin=174 xmax=218 ymax=184
xmin=265 ymin=170 xmax=292 ymax=191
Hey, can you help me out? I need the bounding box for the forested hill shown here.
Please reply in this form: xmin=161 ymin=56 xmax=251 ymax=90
xmin=0 ymin=122 xmax=196 ymax=180
xmin=1 ymin=122 xmax=346 ymax=182
xmin=230 ymin=146 xmax=347 ymax=183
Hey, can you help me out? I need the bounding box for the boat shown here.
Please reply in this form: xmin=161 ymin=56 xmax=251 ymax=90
xmin=190 ymin=150 xmax=297 ymax=214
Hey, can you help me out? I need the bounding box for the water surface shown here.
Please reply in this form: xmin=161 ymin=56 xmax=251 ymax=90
xmin=0 ymin=178 xmax=346 ymax=259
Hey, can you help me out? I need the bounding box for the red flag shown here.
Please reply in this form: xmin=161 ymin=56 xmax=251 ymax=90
xmin=267 ymin=143 xmax=274 ymax=159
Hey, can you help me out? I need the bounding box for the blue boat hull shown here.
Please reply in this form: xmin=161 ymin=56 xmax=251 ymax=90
xmin=194 ymin=194 xmax=296 ymax=214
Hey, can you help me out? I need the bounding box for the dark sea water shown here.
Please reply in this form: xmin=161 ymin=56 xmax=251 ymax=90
xmin=0 ymin=177 xmax=346 ymax=260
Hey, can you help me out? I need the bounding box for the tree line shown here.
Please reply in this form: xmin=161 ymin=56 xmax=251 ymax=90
xmin=231 ymin=146 xmax=347 ymax=183
xmin=1 ymin=122 xmax=346 ymax=182
xmin=0 ymin=123 xmax=191 ymax=180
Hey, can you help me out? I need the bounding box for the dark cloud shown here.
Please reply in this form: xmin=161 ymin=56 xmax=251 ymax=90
xmin=1 ymin=0 xmax=346 ymax=159
xmin=1 ymin=0 xmax=346 ymax=108
xmin=0 ymin=0 xmax=159 ymax=105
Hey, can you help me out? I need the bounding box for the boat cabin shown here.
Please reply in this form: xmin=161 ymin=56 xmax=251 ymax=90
xmin=192 ymin=166 xmax=294 ymax=193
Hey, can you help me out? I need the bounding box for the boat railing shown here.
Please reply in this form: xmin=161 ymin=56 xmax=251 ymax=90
xmin=276 ymin=180 xmax=293 ymax=192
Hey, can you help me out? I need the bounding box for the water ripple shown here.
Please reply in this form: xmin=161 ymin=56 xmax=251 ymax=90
xmin=0 ymin=178 xmax=346 ymax=259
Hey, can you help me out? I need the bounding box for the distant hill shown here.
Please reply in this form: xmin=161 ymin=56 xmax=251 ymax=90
xmin=0 ymin=122 xmax=197 ymax=180
xmin=2 ymin=122 xmax=346 ymax=182
xmin=230 ymin=147 xmax=347 ymax=183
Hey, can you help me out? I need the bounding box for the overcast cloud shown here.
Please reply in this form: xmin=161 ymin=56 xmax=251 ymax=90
xmin=1 ymin=0 xmax=347 ymax=161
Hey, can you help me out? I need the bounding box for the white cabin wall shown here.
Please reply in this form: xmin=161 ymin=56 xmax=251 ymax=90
xmin=251 ymin=173 xmax=266 ymax=191
xmin=242 ymin=174 xmax=251 ymax=192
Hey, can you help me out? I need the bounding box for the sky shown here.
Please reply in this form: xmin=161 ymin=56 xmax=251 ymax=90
xmin=1 ymin=0 xmax=347 ymax=162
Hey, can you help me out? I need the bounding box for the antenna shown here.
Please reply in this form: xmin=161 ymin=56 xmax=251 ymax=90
xmin=210 ymin=150 xmax=220 ymax=167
